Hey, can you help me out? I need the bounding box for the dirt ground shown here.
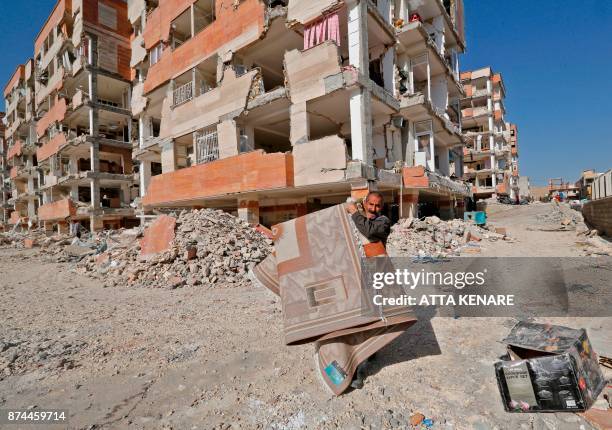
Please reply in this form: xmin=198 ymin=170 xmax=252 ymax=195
xmin=0 ymin=203 xmax=610 ymax=429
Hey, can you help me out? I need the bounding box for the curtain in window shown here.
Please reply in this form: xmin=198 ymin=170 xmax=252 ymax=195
xmin=303 ymin=12 xmax=341 ymax=50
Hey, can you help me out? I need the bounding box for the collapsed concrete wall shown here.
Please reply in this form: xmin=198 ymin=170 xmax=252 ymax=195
xmin=293 ymin=136 xmax=347 ymax=186
xmin=284 ymin=41 xmax=343 ymax=104
xmin=159 ymin=69 xmax=259 ymax=140
xmin=287 ymin=0 xmax=342 ymax=25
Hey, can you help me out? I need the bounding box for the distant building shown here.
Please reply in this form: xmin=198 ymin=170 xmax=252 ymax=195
xmin=575 ymin=169 xmax=599 ymax=200
xmin=547 ymin=178 xmax=579 ymax=201
xmin=461 ymin=67 xmax=519 ymax=201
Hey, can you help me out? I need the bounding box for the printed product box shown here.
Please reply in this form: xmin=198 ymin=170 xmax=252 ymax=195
xmin=495 ymin=321 xmax=605 ymax=412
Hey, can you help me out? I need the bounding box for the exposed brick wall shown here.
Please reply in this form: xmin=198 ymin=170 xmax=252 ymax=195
xmin=36 ymin=97 xmax=67 ymax=138
xmin=82 ymin=0 xmax=132 ymax=80
xmin=38 ymin=198 xmax=77 ymax=221
xmin=583 ymin=197 xmax=612 ymax=236
xmin=37 ymin=133 xmax=67 ymax=162
xmin=83 ymin=0 xmax=132 ymax=38
xmin=402 ymin=166 xmax=429 ymax=188
xmin=7 ymin=140 xmax=23 ymax=160
xmin=99 ymin=144 xmax=133 ymax=173
xmin=143 ymin=151 xmax=294 ymax=207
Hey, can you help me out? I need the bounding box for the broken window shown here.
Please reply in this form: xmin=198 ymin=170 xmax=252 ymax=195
xmin=369 ymin=58 xmax=384 ymax=88
xmin=151 ymin=119 xmax=161 ymax=138
xmin=409 ymin=54 xmax=429 ymax=97
xmin=151 ymin=162 xmax=162 ymax=176
xmin=239 ymin=127 xmax=253 ymax=153
xmin=100 ymin=188 xmax=121 ymax=208
xmin=171 ymin=7 xmax=192 ymax=50
xmin=60 ymin=157 xmax=70 ymax=176
xmin=414 ymin=120 xmax=434 ymax=169
xmin=195 ymin=56 xmax=218 ymax=94
xmin=48 ymin=60 xmax=55 ymax=80
xmin=193 ymin=0 xmax=216 ymax=34
xmin=62 ymin=49 xmax=76 ymax=69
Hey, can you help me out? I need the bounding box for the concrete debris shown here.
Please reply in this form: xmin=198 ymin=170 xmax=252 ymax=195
xmin=1 ymin=209 xmax=273 ymax=289
xmin=388 ymin=216 xmax=512 ymax=257
xmin=520 ymin=201 xmax=591 ymax=234
xmin=0 ymin=229 xmax=71 ymax=250
xmin=66 ymin=209 xmax=273 ymax=289
xmin=0 ymin=337 xmax=86 ymax=379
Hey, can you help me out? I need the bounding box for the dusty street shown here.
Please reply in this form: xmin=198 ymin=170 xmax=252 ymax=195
xmin=0 ymin=203 xmax=610 ymax=430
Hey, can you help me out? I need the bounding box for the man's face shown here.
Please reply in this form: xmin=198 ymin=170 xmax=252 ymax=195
xmin=365 ymin=195 xmax=383 ymax=218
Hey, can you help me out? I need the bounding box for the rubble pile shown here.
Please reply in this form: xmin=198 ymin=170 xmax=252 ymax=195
xmin=531 ymin=201 xmax=587 ymax=233
xmin=0 ymin=229 xmax=71 ymax=249
xmin=72 ymin=209 xmax=273 ymax=289
xmin=388 ymin=215 xmax=511 ymax=257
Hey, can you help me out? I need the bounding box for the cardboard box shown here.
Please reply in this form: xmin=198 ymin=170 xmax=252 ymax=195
xmin=495 ymin=321 xmax=605 ymax=413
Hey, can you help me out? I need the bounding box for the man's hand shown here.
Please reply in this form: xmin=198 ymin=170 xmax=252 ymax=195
xmin=346 ymin=202 xmax=358 ymax=214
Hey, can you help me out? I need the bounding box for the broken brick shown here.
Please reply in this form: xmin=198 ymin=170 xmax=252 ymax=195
xmin=139 ymin=215 xmax=176 ymax=260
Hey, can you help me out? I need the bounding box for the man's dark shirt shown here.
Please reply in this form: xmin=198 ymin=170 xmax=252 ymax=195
xmin=351 ymin=212 xmax=391 ymax=246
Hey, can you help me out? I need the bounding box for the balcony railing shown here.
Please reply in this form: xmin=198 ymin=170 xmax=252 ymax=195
xmin=195 ymin=127 xmax=219 ymax=165
xmin=172 ymin=81 xmax=194 ymax=107
xmin=472 ymin=88 xmax=489 ymax=98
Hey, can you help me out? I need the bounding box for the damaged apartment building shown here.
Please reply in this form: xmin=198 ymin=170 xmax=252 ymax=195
xmin=130 ymin=0 xmax=470 ymax=225
xmin=3 ymin=61 xmax=39 ymax=229
xmin=0 ymin=112 xmax=9 ymax=226
xmin=2 ymin=0 xmax=138 ymax=233
xmin=461 ymin=67 xmax=520 ymax=201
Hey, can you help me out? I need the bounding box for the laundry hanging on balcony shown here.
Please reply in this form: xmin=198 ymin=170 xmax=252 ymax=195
xmin=303 ymin=12 xmax=341 ymax=50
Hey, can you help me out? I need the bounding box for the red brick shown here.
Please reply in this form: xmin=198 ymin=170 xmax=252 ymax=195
xmin=140 ymin=215 xmax=176 ymax=259
xmin=143 ymin=151 xmax=293 ymax=207
xmin=38 ymin=198 xmax=76 ymax=222
xmin=184 ymin=246 xmax=197 ymax=261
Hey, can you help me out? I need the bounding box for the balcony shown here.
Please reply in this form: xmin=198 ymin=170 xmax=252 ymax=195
xmin=142 ymin=0 xmax=267 ymax=94
xmin=37 ymin=133 xmax=68 ymax=163
xmin=131 ymin=33 xmax=146 ymax=68
xmin=38 ymin=198 xmax=77 ymax=222
xmin=7 ymin=141 xmax=23 ymax=160
xmin=402 ymin=166 xmax=471 ymax=197
xmin=6 ymin=88 xmax=26 ymax=114
xmin=36 ymin=98 xmax=67 ymax=138
xmin=472 ymin=88 xmax=489 ymax=98
xmin=172 ymin=81 xmax=194 ymax=107
xmin=494 ymin=145 xmax=511 ymax=156
xmin=472 ymin=185 xmax=495 ymax=195
xmin=462 ymin=106 xmax=489 ymax=119
xmin=6 ymin=114 xmax=24 ymax=138
xmin=142 ymin=150 xmax=294 ymax=207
